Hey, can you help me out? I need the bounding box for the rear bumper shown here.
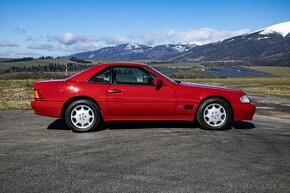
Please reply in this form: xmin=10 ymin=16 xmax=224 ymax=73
xmin=31 ymin=100 xmax=64 ymax=118
xmin=232 ymin=103 xmax=256 ymax=121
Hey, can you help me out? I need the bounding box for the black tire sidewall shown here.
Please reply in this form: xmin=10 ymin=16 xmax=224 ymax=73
xmin=65 ymin=99 xmax=100 ymax=132
xmin=197 ymin=98 xmax=231 ymax=130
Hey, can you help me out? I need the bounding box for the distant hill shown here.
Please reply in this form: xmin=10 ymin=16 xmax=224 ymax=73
xmin=170 ymin=22 xmax=290 ymax=63
xmin=69 ymin=43 xmax=196 ymax=60
xmin=68 ymin=21 xmax=290 ymax=66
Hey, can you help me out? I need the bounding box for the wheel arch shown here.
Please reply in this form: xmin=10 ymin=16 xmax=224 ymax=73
xmin=195 ymin=95 xmax=234 ymax=120
xmin=61 ymin=96 xmax=102 ymax=118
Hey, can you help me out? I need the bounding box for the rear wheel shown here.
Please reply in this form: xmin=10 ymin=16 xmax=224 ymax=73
xmin=65 ymin=99 xmax=101 ymax=132
xmin=197 ymin=98 xmax=231 ymax=130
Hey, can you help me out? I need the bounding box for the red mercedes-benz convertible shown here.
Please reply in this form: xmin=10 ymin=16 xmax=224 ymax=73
xmin=31 ymin=63 xmax=255 ymax=132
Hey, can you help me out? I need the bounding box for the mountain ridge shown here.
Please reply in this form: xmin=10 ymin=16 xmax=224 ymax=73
xmin=68 ymin=21 xmax=290 ymax=65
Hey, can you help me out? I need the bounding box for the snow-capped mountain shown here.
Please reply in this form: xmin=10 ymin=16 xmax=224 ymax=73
xmin=163 ymin=43 xmax=196 ymax=52
xmin=70 ymin=43 xmax=152 ymax=60
xmin=259 ymin=21 xmax=290 ymax=37
xmin=69 ymin=43 xmax=196 ymax=60
xmin=169 ymin=21 xmax=290 ymax=64
xmin=124 ymin=43 xmax=144 ymax=50
xmin=69 ymin=21 xmax=290 ymax=65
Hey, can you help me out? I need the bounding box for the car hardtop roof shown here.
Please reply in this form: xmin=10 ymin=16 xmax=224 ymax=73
xmin=67 ymin=62 xmax=148 ymax=82
xmin=100 ymin=62 xmax=147 ymax=67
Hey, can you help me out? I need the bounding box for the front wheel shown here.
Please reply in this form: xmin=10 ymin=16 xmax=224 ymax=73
xmin=196 ymin=98 xmax=232 ymax=130
xmin=65 ymin=99 xmax=101 ymax=132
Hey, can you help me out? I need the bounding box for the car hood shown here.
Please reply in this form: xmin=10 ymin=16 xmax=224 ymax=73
xmin=179 ymin=82 xmax=242 ymax=93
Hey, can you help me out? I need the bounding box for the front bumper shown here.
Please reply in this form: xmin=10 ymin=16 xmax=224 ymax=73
xmin=31 ymin=100 xmax=64 ymax=118
xmin=232 ymin=102 xmax=256 ymax=121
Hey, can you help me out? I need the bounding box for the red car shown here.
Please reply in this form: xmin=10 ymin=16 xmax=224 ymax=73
xmin=31 ymin=63 xmax=255 ymax=132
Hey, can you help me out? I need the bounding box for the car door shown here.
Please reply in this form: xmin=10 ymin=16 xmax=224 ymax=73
xmin=107 ymin=66 xmax=176 ymax=116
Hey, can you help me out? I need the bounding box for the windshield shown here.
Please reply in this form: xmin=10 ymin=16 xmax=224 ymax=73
xmin=148 ymin=66 xmax=178 ymax=84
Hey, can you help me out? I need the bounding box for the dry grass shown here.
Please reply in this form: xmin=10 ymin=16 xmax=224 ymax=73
xmin=248 ymin=66 xmax=290 ymax=77
xmin=183 ymin=77 xmax=290 ymax=86
xmin=184 ymin=77 xmax=290 ymax=98
xmin=0 ymin=80 xmax=35 ymax=110
xmin=0 ymin=76 xmax=290 ymax=110
xmin=242 ymin=85 xmax=290 ymax=98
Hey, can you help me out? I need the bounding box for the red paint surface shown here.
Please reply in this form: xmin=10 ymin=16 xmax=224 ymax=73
xmin=31 ymin=63 xmax=255 ymax=122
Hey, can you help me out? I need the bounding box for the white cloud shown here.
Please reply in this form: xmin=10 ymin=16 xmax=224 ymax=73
xmin=27 ymin=43 xmax=56 ymax=50
xmin=0 ymin=50 xmax=41 ymax=58
xmin=60 ymin=44 xmax=102 ymax=53
xmin=0 ymin=51 xmax=14 ymax=57
xmin=54 ymin=32 xmax=80 ymax=45
xmin=14 ymin=50 xmax=42 ymax=57
xmin=27 ymin=41 xmax=101 ymax=53
xmin=0 ymin=40 xmax=19 ymax=47
xmin=44 ymin=32 xmax=127 ymax=55
xmin=101 ymin=36 xmax=128 ymax=45
xmin=165 ymin=28 xmax=250 ymax=45
xmin=25 ymin=36 xmax=35 ymax=42
xmin=52 ymin=32 xmax=128 ymax=46
xmin=124 ymin=28 xmax=250 ymax=46
xmin=52 ymin=28 xmax=250 ymax=48
xmin=25 ymin=35 xmax=44 ymax=42
xmin=129 ymin=32 xmax=159 ymax=45
xmin=1 ymin=27 xmax=252 ymax=58
xmin=13 ymin=28 xmax=26 ymax=34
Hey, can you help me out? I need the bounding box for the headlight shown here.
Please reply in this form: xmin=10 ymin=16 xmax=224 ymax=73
xmin=240 ymin=95 xmax=250 ymax=103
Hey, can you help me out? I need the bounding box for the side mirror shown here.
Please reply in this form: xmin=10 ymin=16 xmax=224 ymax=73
xmin=154 ymin=78 xmax=163 ymax=90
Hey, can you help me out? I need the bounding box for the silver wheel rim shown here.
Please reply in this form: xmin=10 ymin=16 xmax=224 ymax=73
xmin=70 ymin=105 xmax=95 ymax=130
xmin=203 ymin=103 xmax=227 ymax=127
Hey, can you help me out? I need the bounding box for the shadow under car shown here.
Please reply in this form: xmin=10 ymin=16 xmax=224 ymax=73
xmin=47 ymin=119 xmax=255 ymax=131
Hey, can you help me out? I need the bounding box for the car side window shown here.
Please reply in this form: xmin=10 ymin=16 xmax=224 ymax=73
xmin=112 ymin=67 xmax=155 ymax=85
xmin=89 ymin=67 xmax=111 ymax=83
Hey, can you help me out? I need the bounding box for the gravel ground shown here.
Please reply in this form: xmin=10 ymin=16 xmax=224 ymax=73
xmin=0 ymin=109 xmax=290 ymax=193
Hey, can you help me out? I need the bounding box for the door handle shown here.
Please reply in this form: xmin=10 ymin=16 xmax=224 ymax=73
xmin=107 ymin=89 xmax=122 ymax=93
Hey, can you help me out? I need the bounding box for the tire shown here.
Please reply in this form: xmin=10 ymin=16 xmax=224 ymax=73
xmin=65 ymin=99 xmax=101 ymax=132
xmin=196 ymin=98 xmax=231 ymax=130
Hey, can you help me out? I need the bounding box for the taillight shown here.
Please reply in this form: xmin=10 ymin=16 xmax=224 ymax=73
xmin=34 ymin=89 xmax=43 ymax=99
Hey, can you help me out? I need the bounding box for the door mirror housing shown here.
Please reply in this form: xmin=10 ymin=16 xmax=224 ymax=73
xmin=154 ymin=78 xmax=163 ymax=90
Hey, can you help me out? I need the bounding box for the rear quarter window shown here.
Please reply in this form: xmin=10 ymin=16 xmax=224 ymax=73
xmin=88 ymin=67 xmax=111 ymax=83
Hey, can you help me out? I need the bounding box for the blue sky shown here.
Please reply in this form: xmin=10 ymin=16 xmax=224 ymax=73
xmin=1 ymin=0 xmax=290 ymax=57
